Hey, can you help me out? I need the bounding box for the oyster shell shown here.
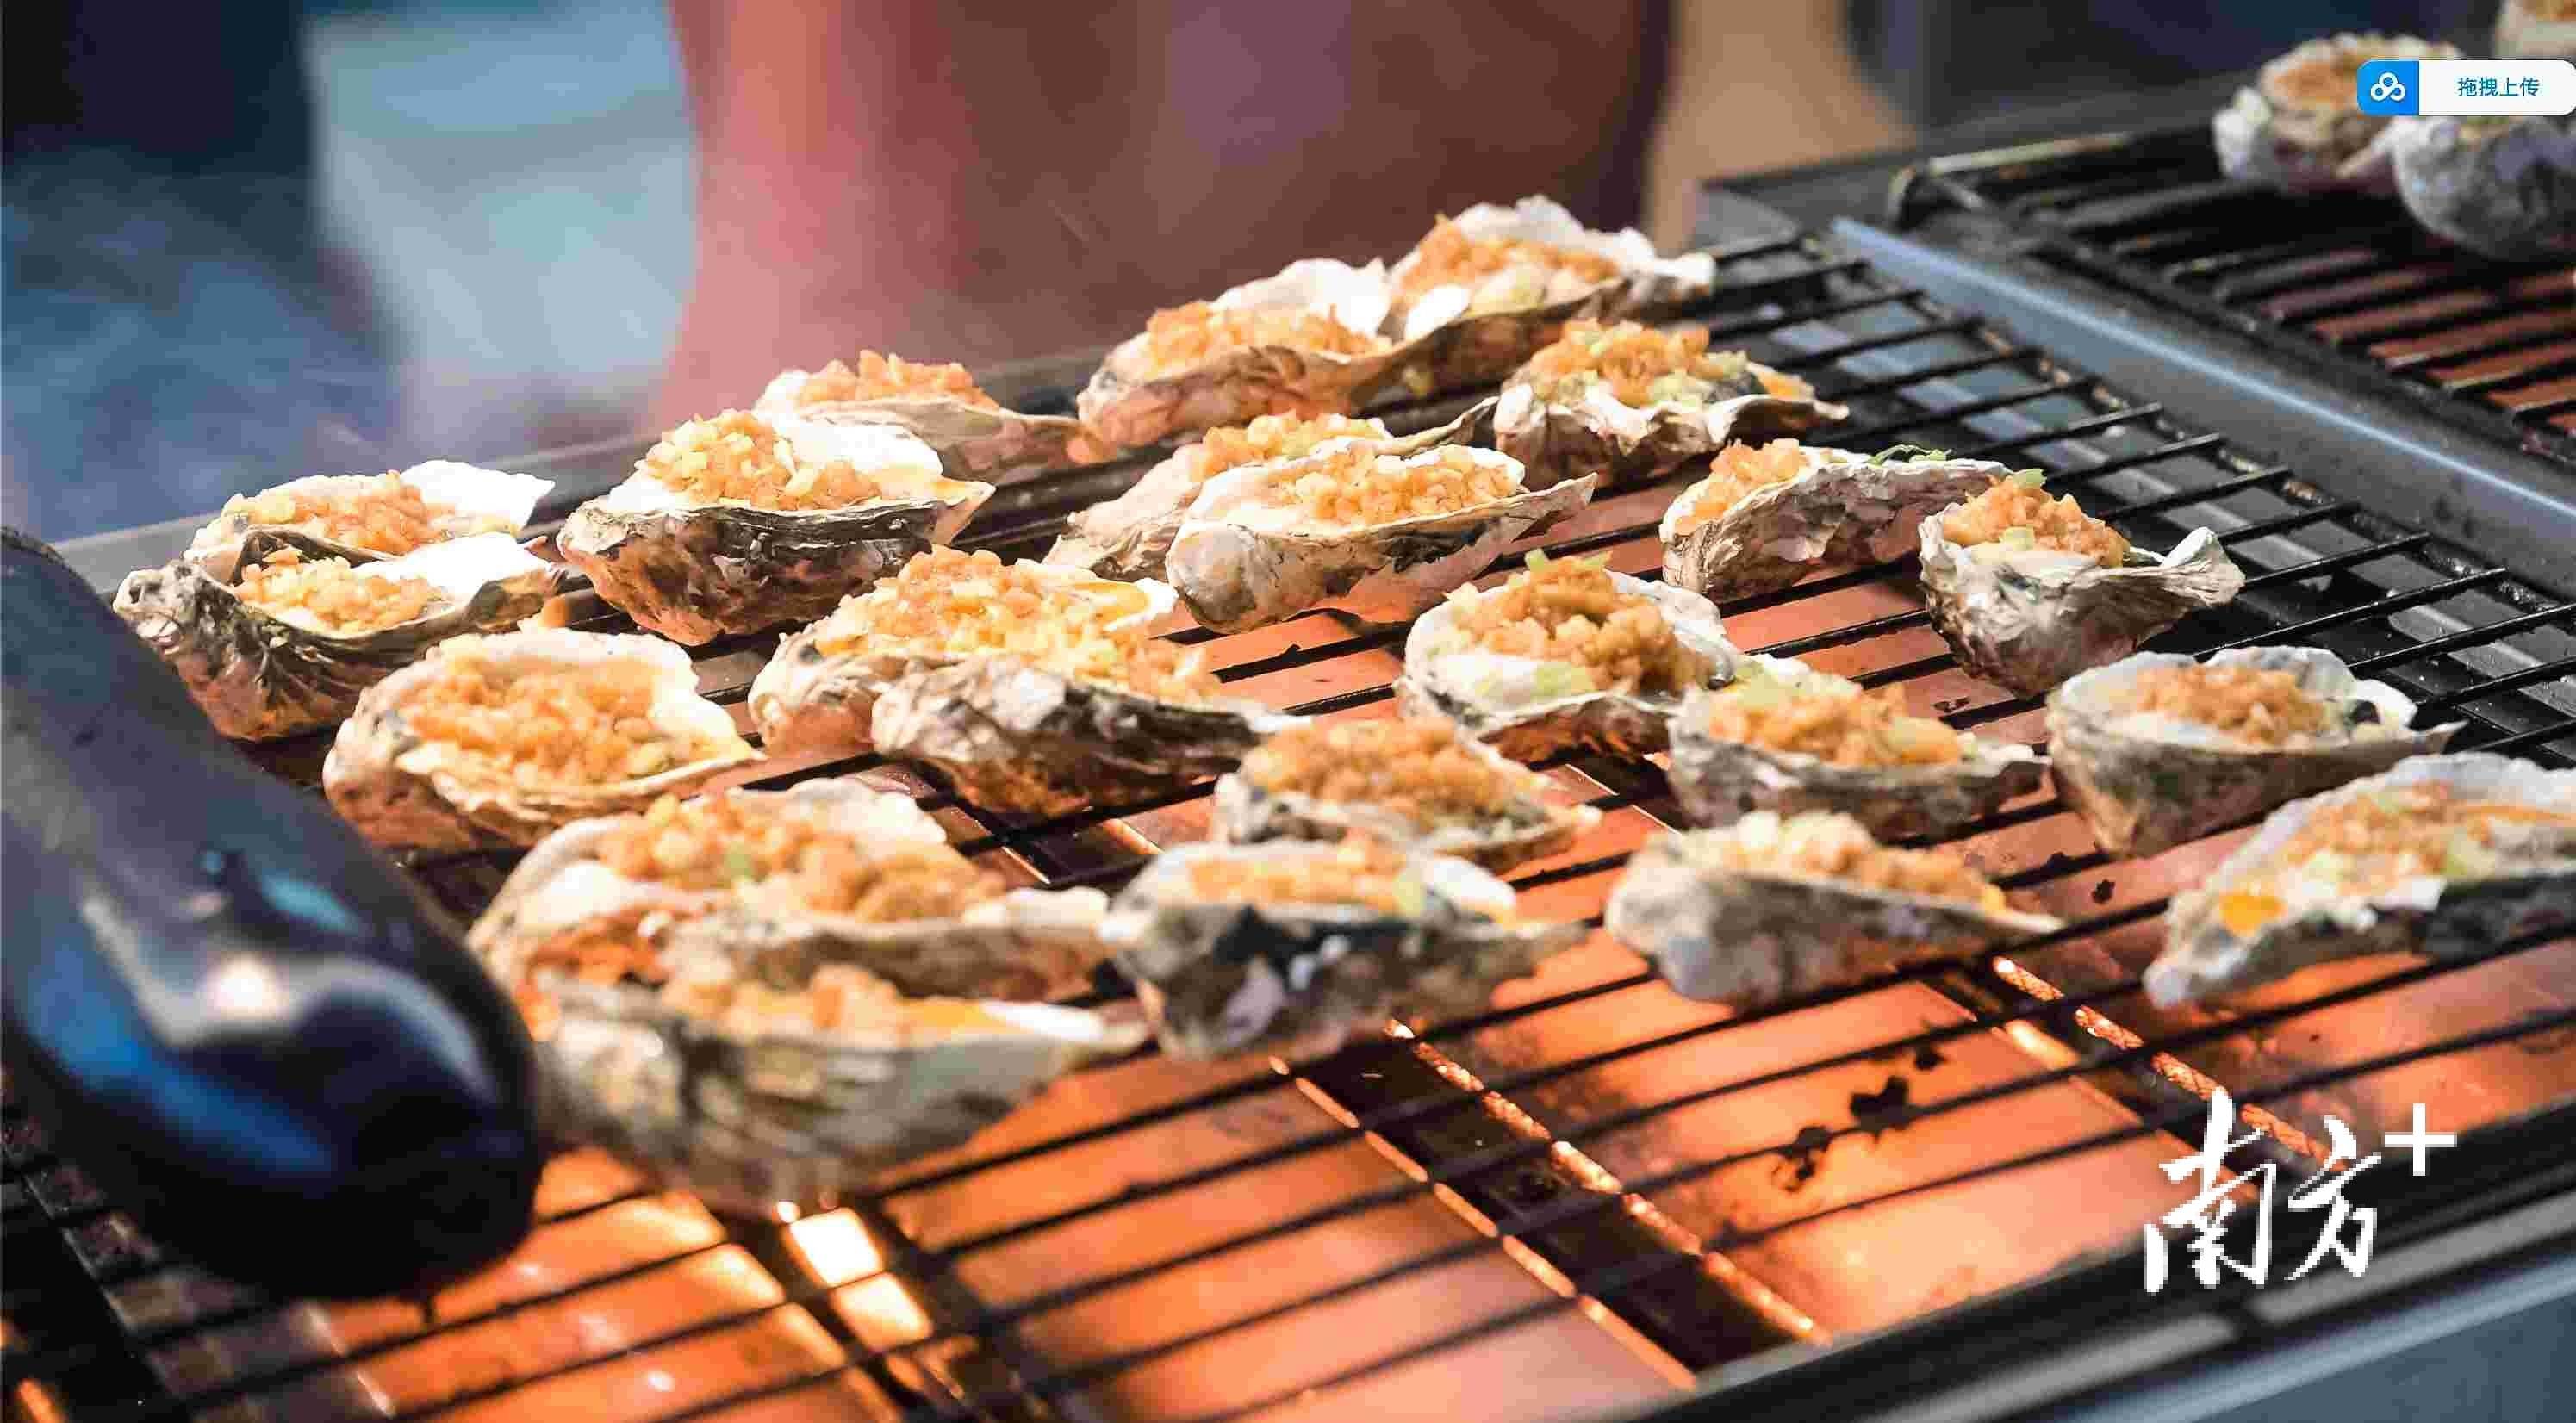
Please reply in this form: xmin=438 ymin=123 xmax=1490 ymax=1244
xmin=2048 ymin=647 xmax=2463 ymax=859
xmin=1492 ymin=326 xmax=1846 ymax=490
xmin=2389 ymin=115 xmax=2576 ymax=262
xmin=754 ymin=354 xmax=1115 ymax=482
xmin=749 ymin=554 xmax=1177 ymax=760
xmin=1103 ymin=841 xmax=1585 ymax=1060
xmin=2498 ymin=0 xmax=2576 ymax=60
xmin=185 ymin=461 xmax=554 ymax=581
xmin=1606 ymin=812 xmax=2063 ymax=1006
xmin=1919 ymin=491 xmax=2245 ymax=699
xmin=1667 ymin=656 xmax=2045 ymax=838
xmin=2149 ymin=754 xmax=2576 ymax=1008
xmin=324 ymin=628 xmax=760 ymax=851
xmin=558 ymin=413 xmax=991 ymax=645
xmin=1163 ymin=441 xmax=1595 ymax=633
xmin=868 ymin=654 xmax=1299 ymax=818
xmin=1210 ymin=717 xmax=1602 ymax=873
xmin=1662 ymin=444 xmax=2012 ymax=602
xmin=1044 ymin=401 xmax=1496 ymax=583
xmin=1396 ymin=556 xmax=1736 ymax=762
xmin=1384 ymin=196 xmax=1718 ymax=345
xmin=1076 ymin=258 xmax=1406 ymax=449
xmin=113 ymin=531 xmax=557 ymax=741
xmin=2212 ymin=34 xmax=2460 ymax=193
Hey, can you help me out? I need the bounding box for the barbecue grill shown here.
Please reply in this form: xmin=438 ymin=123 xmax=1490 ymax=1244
xmin=10 ymin=117 xmax=2576 ymax=1423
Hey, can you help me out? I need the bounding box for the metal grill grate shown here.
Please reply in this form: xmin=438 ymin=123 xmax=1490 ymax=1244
xmin=11 ymin=230 xmax=2576 ymax=1423
xmin=1899 ymin=122 xmax=2576 ymax=470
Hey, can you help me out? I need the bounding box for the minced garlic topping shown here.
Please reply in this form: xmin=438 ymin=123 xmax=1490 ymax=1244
xmin=1139 ymin=302 xmax=1389 ymax=375
xmin=1244 ymin=718 xmax=1541 ymax=825
xmin=2123 ymin=663 xmax=2334 ymax=746
xmin=1675 ymin=440 xmax=1815 ymax=531
xmin=401 ymin=651 xmax=733 ymax=787
xmin=815 ymin=548 xmax=1219 ymax=702
xmin=2266 ymin=44 xmax=2375 ymax=109
xmin=1394 ymin=216 xmax=1621 ymax=308
xmin=221 ymin=473 xmax=493 ymax=556
xmin=667 ymin=964 xmax=1005 ymax=1036
xmin=1520 ymin=320 xmax=1807 ymax=407
xmin=641 ymin=411 xmax=899 ymax=512
xmin=793 ymin=351 xmax=999 ymax=409
xmin=595 ymin=793 xmax=1002 ymax=918
xmin=2215 ymin=783 xmax=2576 ymax=935
xmin=233 ymin=549 xmax=440 ymax=634
xmin=1453 ymin=555 xmax=1714 ymax=697
xmin=1942 ymin=478 xmax=2130 ymax=567
xmin=1185 ymin=838 xmax=1416 ymax=914
xmin=1702 ymin=664 xmax=1965 ymax=767
xmin=1192 ymin=413 xmax=1391 ymax=482
xmin=1689 ymin=811 xmax=2007 ymax=908
xmin=1248 ymin=444 xmax=1515 ymax=526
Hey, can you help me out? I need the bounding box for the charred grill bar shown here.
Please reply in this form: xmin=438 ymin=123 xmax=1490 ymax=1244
xmin=11 ymin=198 xmax=2576 ymax=1422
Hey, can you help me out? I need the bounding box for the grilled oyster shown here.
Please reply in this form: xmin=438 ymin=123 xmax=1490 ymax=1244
xmin=1212 ymin=716 xmax=1602 ymax=873
xmin=2149 ymin=754 xmax=2576 ymax=1008
xmin=559 ymin=411 xmax=991 ymax=645
xmin=1077 ymin=258 xmax=1404 ymax=449
xmin=1103 ymin=839 xmax=1585 ymax=1060
xmin=1607 ymin=811 xmax=2063 ymax=1006
xmin=1920 ymin=474 xmax=2243 ymax=699
xmin=868 ymin=643 xmax=1297 ymax=819
xmin=2388 ymin=115 xmax=2576 ymax=261
xmin=2498 ymin=0 xmax=2576 ymax=60
xmin=1164 ymin=440 xmax=1594 ymax=633
xmin=114 ymin=531 xmax=555 ymax=741
xmin=1493 ymin=320 xmax=1845 ymax=489
xmin=324 ymin=628 xmax=760 ymax=851
xmin=1397 ymin=551 xmax=1735 ymax=762
xmin=1668 ymin=656 xmax=2044 ymax=838
xmin=2212 ymin=34 xmax=2460 ymax=193
xmin=185 ymin=461 xmax=553 ymax=581
xmin=2049 ymin=647 xmax=2461 ymax=859
xmin=749 ymin=548 xmax=1178 ymax=760
xmin=754 ymin=351 xmax=1114 ymax=482
xmin=1384 ymin=196 xmax=1718 ymax=346
xmin=1045 ymin=402 xmax=1495 ymax=583
xmin=1662 ymin=443 xmax=2012 ymax=602
xmin=478 ymin=786 xmax=1135 ymax=1210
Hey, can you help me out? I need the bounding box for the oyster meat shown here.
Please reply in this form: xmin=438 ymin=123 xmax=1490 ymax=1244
xmin=1662 ymin=443 xmax=2013 ymax=603
xmin=2150 ymin=754 xmax=2576 ymax=1007
xmin=750 ymin=548 xmax=1178 ymax=760
xmin=2212 ymin=34 xmax=2460 ymax=193
xmin=1668 ymin=656 xmax=2045 ymax=839
xmin=2049 ymin=647 xmax=2462 ymax=859
xmin=1045 ymin=402 xmax=1494 ymax=583
xmin=2388 ymin=115 xmax=2576 ymax=262
xmin=324 ymin=627 xmax=760 ymax=851
xmin=1163 ymin=439 xmax=1595 ymax=633
xmin=185 ymin=460 xmax=552 ymax=581
xmin=1077 ymin=258 xmax=1404 ymax=449
xmin=115 ymin=531 xmax=556 ymax=741
xmin=1607 ymin=811 xmax=2063 ymax=1006
xmin=755 ymin=350 xmax=1115 ymax=482
xmin=1397 ymin=551 xmax=1735 ymax=762
xmin=1212 ymin=716 xmax=1602 ymax=873
xmin=1920 ymin=474 xmax=2244 ymax=699
xmin=475 ymin=780 xmax=1136 ymax=1210
xmin=2498 ymin=0 xmax=2576 ymax=60
xmin=1493 ymin=320 xmax=1846 ymax=489
xmin=1104 ymin=839 xmax=1585 ymax=1060
xmin=1384 ymin=196 xmax=1718 ymax=349
xmin=558 ymin=411 xmax=991 ymax=645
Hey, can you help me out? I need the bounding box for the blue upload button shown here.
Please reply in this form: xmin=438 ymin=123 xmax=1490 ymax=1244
xmin=2357 ymin=60 xmax=2420 ymax=115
